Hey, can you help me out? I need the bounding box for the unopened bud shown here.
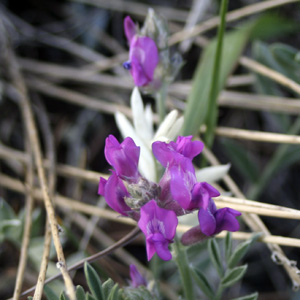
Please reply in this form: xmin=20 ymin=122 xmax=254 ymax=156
xmin=181 ymin=225 xmax=210 ymax=246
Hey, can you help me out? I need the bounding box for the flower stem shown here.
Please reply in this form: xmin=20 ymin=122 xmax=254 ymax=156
xmin=155 ymin=81 xmax=168 ymax=124
xmin=213 ymin=285 xmax=224 ymax=300
xmin=172 ymin=236 xmax=194 ymax=300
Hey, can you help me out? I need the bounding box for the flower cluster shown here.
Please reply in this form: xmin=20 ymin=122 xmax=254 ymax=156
xmin=99 ymin=135 xmax=241 ymax=261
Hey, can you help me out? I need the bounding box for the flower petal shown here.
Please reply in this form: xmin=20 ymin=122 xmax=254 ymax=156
xmin=104 ymin=135 xmax=140 ymax=180
xmin=198 ymin=205 xmax=217 ymax=236
xmin=169 ymin=165 xmax=194 ymax=210
xmin=129 ymin=36 xmax=159 ymax=86
xmin=214 ymin=208 xmax=241 ymax=233
xmin=138 ymin=200 xmax=178 ymax=260
xmin=98 ymin=177 xmax=107 ymax=195
xmin=104 ymin=172 xmax=131 ymax=216
xmin=124 ymin=16 xmax=136 ymax=43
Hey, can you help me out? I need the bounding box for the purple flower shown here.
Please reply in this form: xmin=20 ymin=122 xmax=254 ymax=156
xmin=198 ymin=199 xmax=241 ymax=236
xmin=98 ymin=171 xmax=131 ymax=216
xmin=138 ymin=200 xmax=178 ymax=261
xmin=123 ymin=16 xmax=159 ymax=87
xmin=189 ymin=182 xmax=220 ymax=210
xmin=105 ymin=135 xmax=140 ymax=181
xmin=152 ymin=136 xmax=204 ymax=170
xmin=153 ymin=136 xmax=216 ymax=211
xmin=129 ymin=264 xmax=147 ymax=288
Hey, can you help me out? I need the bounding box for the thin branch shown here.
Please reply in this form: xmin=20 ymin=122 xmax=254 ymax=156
xmin=0 ymin=142 xmax=105 ymax=183
xmin=70 ymin=0 xmax=189 ymax=22
xmin=240 ymin=56 xmax=300 ymax=96
xmin=33 ymin=97 xmax=57 ymax=300
xmin=12 ymin=139 xmax=34 ymax=299
xmin=33 ymin=220 xmax=52 ymax=300
xmin=169 ymin=0 xmax=299 ymax=45
xmin=17 ymin=227 xmax=141 ymax=299
xmin=7 ymin=44 xmax=75 ymax=300
xmin=214 ymin=127 xmax=300 ymax=144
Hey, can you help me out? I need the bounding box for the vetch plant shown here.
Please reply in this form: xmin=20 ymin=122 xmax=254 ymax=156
xmin=98 ymin=134 xmax=241 ymax=261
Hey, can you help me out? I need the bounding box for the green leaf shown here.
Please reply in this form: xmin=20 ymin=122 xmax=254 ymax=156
xmin=43 ymin=285 xmax=59 ymax=300
xmin=221 ymin=265 xmax=248 ymax=288
xmin=102 ymin=278 xmax=115 ymax=299
xmin=225 ymin=232 xmax=232 ymax=262
xmin=228 ymin=233 xmax=261 ymax=268
xmin=190 ymin=268 xmax=214 ymax=299
xmin=271 ymin=43 xmax=300 ymax=83
xmin=86 ymin=292 xmax=96 ymax=300
xmin=76 ymin=285 xmax=86 ymax=300
xmin=84 ymin=262 xmax=104 ymax=300
xmin=232 ymin=292 xmax=258 ymax=300
xmin=182 ymin=22 xmax=253 ymax=137
xmin=108 ymin=283 xmax=119 ymax=300
xmin=122 ymin=286 xmax=155 ymax=300
xmin=249 ymin=14 xmax=297 ymax=41
xmin=60 ymin=291 xmax=67 ymax=300
xmin=208 ymin=238 xmax=223 ymax=276
xmin=252 ymin=41 xmax=285 ymax=96
xmin=0 ymin=198 xmax=16 ymax=219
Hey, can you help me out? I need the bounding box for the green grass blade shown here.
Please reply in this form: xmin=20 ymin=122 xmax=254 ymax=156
xmin=181 ymin=24 xmax=253 ymax=138
xmin=204 ymin=0 xmax=228 ymax=148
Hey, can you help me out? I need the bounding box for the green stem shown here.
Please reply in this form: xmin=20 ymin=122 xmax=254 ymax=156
xmin=204 ymin=0 xmax=228 ymax=148
xmin=172 ymin=236 xmax=194 ymax=300
xmin=247 ymin=116 xmax=300 ymax=200
xmin=155 ymin=81 xmax=168 ymax=124
xmin=213 ymin=285 xmax=224 ymax=300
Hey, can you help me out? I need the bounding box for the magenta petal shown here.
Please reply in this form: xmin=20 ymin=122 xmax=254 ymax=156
xmin=104 ymin=172 xmax=131 ymax=216
xmin=98 ymin=177 xmax=107 ymax=195
xmin=198 ymin=207 xmax=217 ymax=236
xmin=130 ymin=55 xmax=150 ymax=86
xmin=138 ymin=200 xmax=178 ymax=261
xmin=129 ymin=36 xmax=159 ymax=86
xmin=202 ymin=182 xmax=220 ymax=198
xmin=214 ymin=208 xmax=241 ymax=233
xmin=105 ymin=135 xmax=140 ymax=180
xmin=152 ymin=137 xmax=201 ymax=173
xmin=146 ymin=235 xmax=156 ymax=261
xmin=190 ymin=182 xmax=220 ymax=210
xmin=175 ymin=136 xmax=204 ymax=160
xmin=170 ymin=165 xmax=194 ymax=210
xmin=152 ymin=141 xmax=174 ymax=167
xmin=152 ymin=234 xmax=172 ymax=261
xmin=124 ymin=16 xmax=136 ymax=43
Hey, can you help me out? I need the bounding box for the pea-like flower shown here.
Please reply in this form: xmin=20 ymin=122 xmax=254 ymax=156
xmin=98 ymin=135 xmax=141 ymax=217
xmin=105 ymin=134 xmax=140 ymax=182
xmin=123 ymin=16 xmax=159 ymax=87
xmin=198 ymin=198 xmax=241 ymax=236
xmin=138 ymin=200 xmax=178 ymax=261
xmin=153 ymin=136 xmax=218 ymax=211
xmin=98 ymin=171 xmax=131 ymax=216
xmin=98 ymin=134 xmax=241 ymax=258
